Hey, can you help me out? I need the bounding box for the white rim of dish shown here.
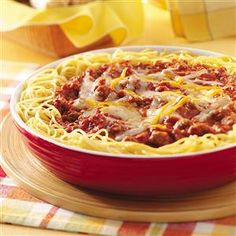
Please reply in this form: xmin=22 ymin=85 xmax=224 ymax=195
xmin=10 ymin=45 xmax=236 ymax=159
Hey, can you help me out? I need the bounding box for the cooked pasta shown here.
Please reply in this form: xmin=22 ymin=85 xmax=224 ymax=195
xmin=17 ymin=49 xmax=236 ymax=155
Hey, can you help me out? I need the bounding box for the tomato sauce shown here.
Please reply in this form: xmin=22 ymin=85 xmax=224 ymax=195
xmin=52 ymin=60 xmax=236 ymax=148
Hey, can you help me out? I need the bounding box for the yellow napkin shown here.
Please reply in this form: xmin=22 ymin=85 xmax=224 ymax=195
xmin=0 ymin=0 xmax=143 ymax=47
xmin=165 ymin=0 xmax=236 ymax=42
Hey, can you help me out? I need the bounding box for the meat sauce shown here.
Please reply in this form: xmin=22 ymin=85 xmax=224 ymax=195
xmin=52 ymin=60 xmax=236 ymax=148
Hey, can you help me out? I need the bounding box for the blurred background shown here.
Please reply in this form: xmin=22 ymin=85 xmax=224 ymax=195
xmin=0 ymin=0 xmax=236 ymax=64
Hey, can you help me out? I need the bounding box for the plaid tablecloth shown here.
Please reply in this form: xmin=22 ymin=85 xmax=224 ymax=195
xmin=0 ymin=60 xmax=236 ymax=236
xmin=167 ymin=0 xmax=236 ymax=42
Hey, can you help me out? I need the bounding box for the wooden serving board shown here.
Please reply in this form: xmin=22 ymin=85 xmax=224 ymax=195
xmin=1 ymin=115 xmax=236 ymax=222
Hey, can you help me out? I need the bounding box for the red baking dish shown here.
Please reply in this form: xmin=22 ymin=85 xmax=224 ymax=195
xmin=10 ymin=46 xmax=236 ymax=196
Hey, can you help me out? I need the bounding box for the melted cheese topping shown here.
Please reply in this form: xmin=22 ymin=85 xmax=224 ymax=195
xmin=73 ymin=60 xmax=231 ymax=134
xmin=148 ymin=96 xmax=189 ymax=124
xmin=110 ymin=68 xmax=128 ymax=88
xmin=124 ymin=89 xmax=142 ymax=98
xmin=79 ymin=74 xmax=95 ymax=99
xmin=85 ymin=99 xmax=126 ymax=108
xmin=102 ymin=106 xmax=141 ymax=123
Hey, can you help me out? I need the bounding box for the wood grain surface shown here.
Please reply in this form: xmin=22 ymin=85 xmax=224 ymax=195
xmin=1 ymin=114 xmax=236 ymax=222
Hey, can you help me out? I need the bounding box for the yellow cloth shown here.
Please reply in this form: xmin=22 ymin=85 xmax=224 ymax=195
xmin=0 ymin=0 xmax=143 ymax=47
xmin=166 ymin=0 xmax=236 ymax=42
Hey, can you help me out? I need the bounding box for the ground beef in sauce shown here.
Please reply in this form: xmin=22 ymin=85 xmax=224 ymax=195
xmin=176 ymin=102 xmax=200 ymax=119
xmin=52 ymin=59 xmax=236 ymax=148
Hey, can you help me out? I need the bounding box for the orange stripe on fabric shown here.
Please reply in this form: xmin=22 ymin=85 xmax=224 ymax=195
xmin=117 ymin=222 xmax=150 ymax=236
xmin=39 ymin=206 xmax=59 ymax=228
xmin=0 ymin=108 xmax=9 ymax=122
xmin=212 ymin=216 xmax=236 ymax=226
xmin=0 ymin=184 xmax=43 ymax=202
xmin=0 ymin=108 xmax=10 ymax=122
xmin=0 ymin=79 xmax=19 ymax=87
xmin=0 ymin=93 xmax=11 ymax=101
xmin=163 ymin=223 xmax=196 ymax=236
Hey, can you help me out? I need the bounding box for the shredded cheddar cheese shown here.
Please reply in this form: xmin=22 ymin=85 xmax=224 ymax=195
xmin=150 ymin=124 xmax=167 ymax=129
xmin=85 ymin=99 xmax=127 ymax=108
xmin=124 ymin=89 xmax=142 ymax=98
xmin=110 ymin=67 xmax=128 ymax=89
xmin=150 ymin=96 xmax=189 ymax=124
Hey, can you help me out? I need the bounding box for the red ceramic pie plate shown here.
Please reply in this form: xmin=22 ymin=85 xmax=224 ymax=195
xmin=10 ymin=46 xmax=236 ymax=196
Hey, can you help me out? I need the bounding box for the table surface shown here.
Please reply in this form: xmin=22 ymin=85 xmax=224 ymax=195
xmin=1 ymin=2 xmax=235 ymax=236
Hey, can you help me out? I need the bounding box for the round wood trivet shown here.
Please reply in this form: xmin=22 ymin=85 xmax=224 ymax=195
xmin=1 ymin=114 xmax=236 ymax=222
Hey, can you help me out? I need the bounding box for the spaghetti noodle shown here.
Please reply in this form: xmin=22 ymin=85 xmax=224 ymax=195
xmin=17 ymin=50 xmax=236 ymax=155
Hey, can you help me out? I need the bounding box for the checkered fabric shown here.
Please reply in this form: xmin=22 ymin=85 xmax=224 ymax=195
xmin=167 ymin=0 xmax=236 ymax=42
xmin=0 ymin=61 xmax=236 ymax=236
